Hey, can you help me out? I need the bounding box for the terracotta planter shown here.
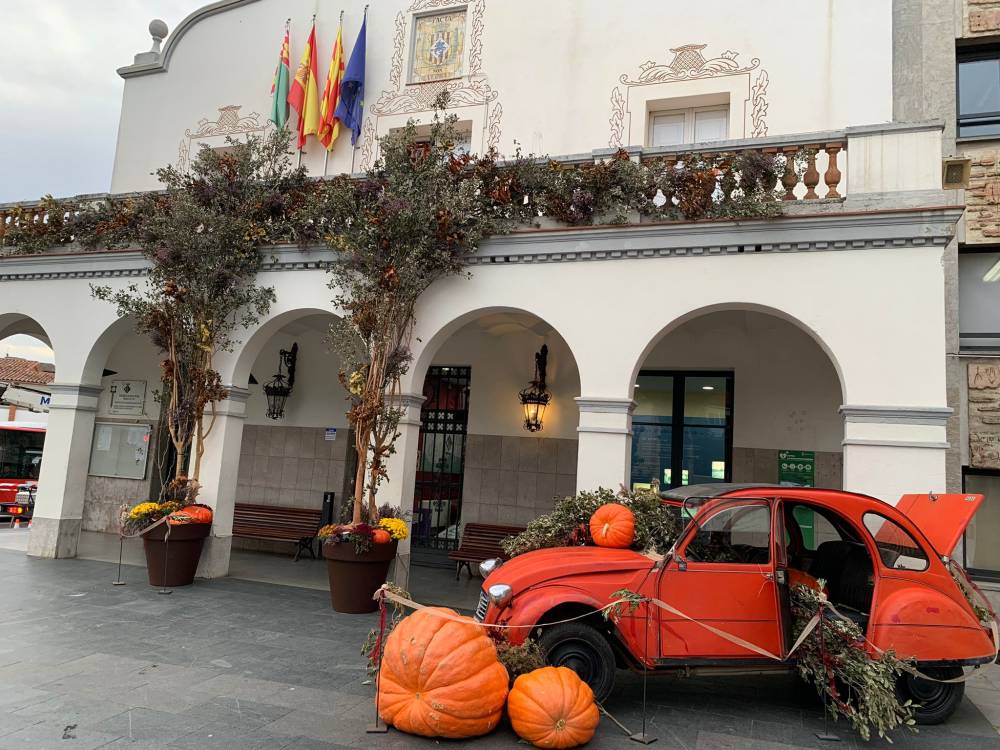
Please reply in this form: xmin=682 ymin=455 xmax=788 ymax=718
xmin=142 ymin=522 xmax=211 ymax=587
xmin=323 ymin=538 xmax=398 ymax=613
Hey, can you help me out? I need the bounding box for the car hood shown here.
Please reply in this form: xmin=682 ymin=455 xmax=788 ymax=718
xmin=895 ymin=493 xmax=984 ymax=556
xmin=485 ymin=546 xmax=654 ymax=590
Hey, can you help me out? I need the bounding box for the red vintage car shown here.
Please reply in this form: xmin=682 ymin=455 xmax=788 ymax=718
xmin=477 ymin=484 xmax=998 ymax=725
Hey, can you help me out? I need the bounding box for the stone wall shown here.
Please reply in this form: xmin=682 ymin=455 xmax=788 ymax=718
xmin=460 ymin=434 xmax=577 ymax=528
xmin=965 ymin=0 xmax=1000 ymax=37
xmin=234 ymin=424 xmax=351 ymax=552
xmin=961 ymin=146 xmax=1000 ymax=244
xmin=732 ymin=447 xmax=843 ymax=490
xmin=82 ymin=474 xmax=154 ymax=533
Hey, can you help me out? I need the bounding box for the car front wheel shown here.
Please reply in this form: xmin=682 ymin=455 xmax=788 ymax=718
xmin=896 ymin=666 xmax=965 ymax=725
xmin=538 ymin=622 xmax=616 ymax=703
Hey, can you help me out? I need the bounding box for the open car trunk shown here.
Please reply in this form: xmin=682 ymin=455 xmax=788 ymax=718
xmin=894 ymin=493 xmax=984 ymax=557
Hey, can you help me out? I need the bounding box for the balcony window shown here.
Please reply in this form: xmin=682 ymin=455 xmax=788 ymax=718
xmin=958 ymin=49 xmax=1000 ymax=138
xmin=649 ymin=106 xmax=729 ymax=147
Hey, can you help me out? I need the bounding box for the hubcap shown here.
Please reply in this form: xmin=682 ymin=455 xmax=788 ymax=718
xmin=548 ymin=638 xmax=601 ymax=685
xmin=904 ymin=673 xmax=953 ymax=712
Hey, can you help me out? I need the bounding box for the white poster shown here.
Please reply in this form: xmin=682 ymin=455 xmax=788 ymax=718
xmin=109 ymin=380 xmax=146 ymax=416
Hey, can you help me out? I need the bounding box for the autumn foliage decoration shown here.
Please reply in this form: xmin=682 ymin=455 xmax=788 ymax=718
xmin=378 ymin=607 xmax=509 ymax=738
xmin=92 ymin=133 xmax=306 ymax=493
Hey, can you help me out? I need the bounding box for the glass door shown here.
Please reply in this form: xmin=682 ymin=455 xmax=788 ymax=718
xmin=631 ymin=371 xmax=733 ymax=490
xmin=962 ymin=468 xmax=1000 ymax=581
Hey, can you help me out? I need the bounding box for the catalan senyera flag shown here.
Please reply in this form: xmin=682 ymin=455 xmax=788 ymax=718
xmin=269 ymin=27 xmax=291 ymax=128
xmin=287 ymin=22 xmax=320 ymax=149
xmin=318 ymin=21 xmax=345 ymax=151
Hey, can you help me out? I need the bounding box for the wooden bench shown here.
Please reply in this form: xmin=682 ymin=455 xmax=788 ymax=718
xmin=448 ymin=523 xmax=526 ymax=580
xmin=232 ymin=502 xmax=323 ymax=561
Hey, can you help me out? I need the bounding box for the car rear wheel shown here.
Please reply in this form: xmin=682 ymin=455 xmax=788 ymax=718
xmin=538 ymin=622 xmax=616 ymax=703
xmin=896 ymin=666 xmax=964 ymax=725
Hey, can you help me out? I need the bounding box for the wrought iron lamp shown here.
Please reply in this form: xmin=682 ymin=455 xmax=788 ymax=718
xmin=518 ymin=344 xmax=551 ymax=433
xmin=263 ymin=342 xmax=298 ymax=420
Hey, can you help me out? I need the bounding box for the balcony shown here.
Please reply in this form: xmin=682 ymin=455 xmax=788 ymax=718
xmin=0 ymin=120 xmax=948 ymax=258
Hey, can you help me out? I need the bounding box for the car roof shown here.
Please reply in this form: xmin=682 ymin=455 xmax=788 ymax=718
xmin=660 ymin=483 xmax=772 ymax=502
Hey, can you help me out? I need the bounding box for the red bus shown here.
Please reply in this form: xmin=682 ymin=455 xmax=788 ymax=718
xmin=0 ymin=422 xmax=44 ymax=523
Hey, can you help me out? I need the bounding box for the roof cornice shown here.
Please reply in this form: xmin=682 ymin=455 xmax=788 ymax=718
xmin=117 ymin=0 xmax=261 ymax=79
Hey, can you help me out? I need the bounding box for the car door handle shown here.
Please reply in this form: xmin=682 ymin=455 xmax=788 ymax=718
xmin=763 ymin=572 xmax=774 ymax=581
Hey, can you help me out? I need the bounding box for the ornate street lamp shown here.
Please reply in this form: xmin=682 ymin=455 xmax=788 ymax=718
xmin=518 ymin=344 xmax=551 ymax=433
xmin=263 ymin=342 xmax=298 ymax=420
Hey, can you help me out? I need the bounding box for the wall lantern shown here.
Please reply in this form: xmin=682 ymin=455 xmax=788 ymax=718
xmin=518 ymin=344 xmax=551 ymax=433
xmin=263 ymin=342 xmax=298 ymax=420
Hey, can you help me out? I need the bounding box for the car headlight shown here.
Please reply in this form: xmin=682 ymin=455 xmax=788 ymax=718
xmin=488 ymin=583 xmax=513 ymax=609
xmin=479 ymin=557 xmax=502 ymax=578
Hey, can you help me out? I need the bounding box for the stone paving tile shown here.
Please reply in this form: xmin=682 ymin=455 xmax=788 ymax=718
xmin=0 ymin=719 xmax=120 ymax=750
xmin=91 ymin=707 xmax=210 ymax=745
xmin=0 ymin=548 xmax=998 ymax=749
xmin=9 ymin=692 xmax=131 ymax=729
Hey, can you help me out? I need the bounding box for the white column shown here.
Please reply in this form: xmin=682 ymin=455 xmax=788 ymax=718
xmin=575 ymin=397 xmax=635 ymax=493
xmin=375 ymin=392 xmax=424 ymax=591
xmin=27 ymin=383 xmax=102 ymax=559
xmin=840 ymin=405 xmax=952 ymax=503
xmin=193 ymin=386 xmax=249 ymax=578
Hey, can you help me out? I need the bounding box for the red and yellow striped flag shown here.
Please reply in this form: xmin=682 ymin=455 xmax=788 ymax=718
xmin=287 ymin=22 xmax=320 ymax=149
xmin=318 ymin=21 xmax=345 ymax=151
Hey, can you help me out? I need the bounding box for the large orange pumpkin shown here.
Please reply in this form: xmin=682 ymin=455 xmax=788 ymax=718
xmin=372 ymin=529 xmax=391 ymax=544
xmin=167 ymin=505 xmax=213 ymax=525
xmin=589 ymin=503 xmax=634 ymax=548
xmin=508 ymin=666 xmax=600 ymax=749
xmin=378 ymin=607 xmax=509 ymax=738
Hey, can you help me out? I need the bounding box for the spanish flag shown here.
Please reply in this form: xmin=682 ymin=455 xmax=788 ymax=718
xmin=318 ymin=21 xmax=345 ymax=151
xmin=287 ymin=22 xmax=320 ymax=149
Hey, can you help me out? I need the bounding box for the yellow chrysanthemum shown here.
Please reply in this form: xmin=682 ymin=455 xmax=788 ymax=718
xmin=127 ymin=502 xmax=160 ymax=519
xmin=378 ymin=517 xmax=409 ymax=541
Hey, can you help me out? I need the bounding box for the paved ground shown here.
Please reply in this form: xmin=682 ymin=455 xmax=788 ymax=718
xmin=1 ymin=542 xmax=1000 ymax=749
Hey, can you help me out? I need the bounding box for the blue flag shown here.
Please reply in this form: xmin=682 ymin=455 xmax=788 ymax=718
xmin=335 ymin=15 xmax=366 ymax=146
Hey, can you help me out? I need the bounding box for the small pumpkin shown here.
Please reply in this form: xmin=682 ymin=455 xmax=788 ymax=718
xmin=379 ymin=607 xmax=509 ymax=738
xmin=589 ymin=503 xmax=634 ymax=548
xmin=372 ymin=528 xmax=391 ymax=544
xmin=179 ymin=505 xmax=212 ymax=523
xmin=508 ymin=666 xmax=600 ymax=749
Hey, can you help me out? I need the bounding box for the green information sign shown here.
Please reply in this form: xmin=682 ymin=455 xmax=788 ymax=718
xmin=778 ymin=449 xmax=815 ymax=487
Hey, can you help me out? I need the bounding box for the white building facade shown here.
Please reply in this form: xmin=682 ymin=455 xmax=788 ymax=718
xmin=0 ymin=0 xmax=965 ymax=585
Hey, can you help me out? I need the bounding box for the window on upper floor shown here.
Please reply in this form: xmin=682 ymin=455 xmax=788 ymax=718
xmin=958 ymin=48 xmax=1000 ymax=139
xmin=959 ymin=247 xmax=1000 ymax=352
xmin=648 ymin=106 xmax=729 ymax=148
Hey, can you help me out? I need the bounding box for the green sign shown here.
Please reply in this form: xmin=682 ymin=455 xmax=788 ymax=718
xmin=778 ymin=449 xmax=815 ymax=487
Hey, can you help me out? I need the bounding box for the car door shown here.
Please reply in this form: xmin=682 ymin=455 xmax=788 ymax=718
xmin=656 ymin=498 xmax=784 ymax=661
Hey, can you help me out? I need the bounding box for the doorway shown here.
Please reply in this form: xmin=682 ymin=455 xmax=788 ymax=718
xmin=630 ymin=370 xmax=734 ymax=490
xmin=962 ymin=467 xmax=1000 ymax=581
xmin=413 ymin=366 xmax=471 ymax=555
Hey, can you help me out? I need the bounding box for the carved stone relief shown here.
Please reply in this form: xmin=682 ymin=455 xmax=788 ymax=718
xmin=359 ymin=0 xmax=501 ymax=170
xmin=608 ymin=43 xmax=770 ymax=148
xmin=176 ymin=105 xmax=271 ymax=172
xmin=969 ymin=363 xmax=1000 ymax=468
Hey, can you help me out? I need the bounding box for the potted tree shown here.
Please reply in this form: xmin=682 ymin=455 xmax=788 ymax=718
xmin=317 ymin=100 xmax=540 ymax=611
xmin=97 ymin=131 xmax=306 ymax=586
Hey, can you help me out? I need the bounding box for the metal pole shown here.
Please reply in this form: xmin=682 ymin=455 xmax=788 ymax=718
xmin=815 ymin=604 xmax=839 ymax=742
xmin=112 ymin=536 xmax=126 ymax=585
xmin=158 ymin=528 xmax=173 ymax=595
xmin=630 ymin=600 xmax=657 ymax=744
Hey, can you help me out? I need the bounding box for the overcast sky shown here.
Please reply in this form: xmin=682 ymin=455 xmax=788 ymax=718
xmin=0 ymin=2 xmax=206 ymax=360
xmin=0 ymin=1 xmax=205 ymax=204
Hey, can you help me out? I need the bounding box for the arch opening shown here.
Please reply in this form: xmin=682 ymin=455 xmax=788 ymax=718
xmin=628 ymin=307 xmax=845 ymax=494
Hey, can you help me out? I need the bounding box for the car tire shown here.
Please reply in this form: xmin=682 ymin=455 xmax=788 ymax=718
xmin=896 ymin=666 xmax=964 ymax=725
xmin=538 ymin=622 xmax=616 ymax=703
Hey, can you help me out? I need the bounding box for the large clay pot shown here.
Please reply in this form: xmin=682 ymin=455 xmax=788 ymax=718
xmin=142 ymin=522 xmax=211 ymax=587
xmin=323 ymin=538 xmax=398 ymax=613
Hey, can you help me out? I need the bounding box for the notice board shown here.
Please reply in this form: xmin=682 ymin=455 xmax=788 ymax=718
xmin=88 ymin=422 xmax=151 ymax=480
